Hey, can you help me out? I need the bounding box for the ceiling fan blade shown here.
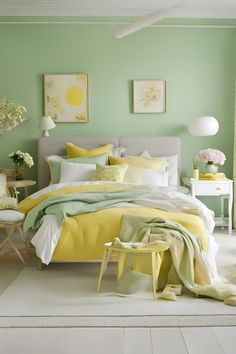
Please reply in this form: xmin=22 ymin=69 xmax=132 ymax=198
xmin=112 ymin=8 xmax=171 ymax=39
xmin=112 ymin=1 xmax=187 ymax=39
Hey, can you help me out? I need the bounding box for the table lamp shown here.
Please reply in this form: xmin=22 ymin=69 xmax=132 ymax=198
xmin=39 ymin=116 xmax=56 ymax=137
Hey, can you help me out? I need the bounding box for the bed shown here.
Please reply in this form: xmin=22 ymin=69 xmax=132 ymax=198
xmin=35 ymin=136 xmax=186 ymax=262
xmin=18 ymin=136 xmax=223 ymax=294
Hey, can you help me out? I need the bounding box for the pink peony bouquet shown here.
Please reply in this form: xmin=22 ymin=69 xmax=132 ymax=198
xmin=198 ymin=148 xmax=226 ymax=165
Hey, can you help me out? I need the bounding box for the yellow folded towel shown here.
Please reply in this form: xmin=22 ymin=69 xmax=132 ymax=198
xmin=199 ymin=172 xmax=226 ymax=180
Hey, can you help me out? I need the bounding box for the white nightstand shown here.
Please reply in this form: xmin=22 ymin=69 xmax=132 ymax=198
xmin=183 ymin=178 xmax=233 ymax=235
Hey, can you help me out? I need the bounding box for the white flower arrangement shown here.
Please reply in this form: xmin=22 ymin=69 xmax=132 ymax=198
xmin=0 ymin=97 xmax=27 ymax=131
xmin=9 ymin=150 xmax=34 ymax=168
xmin=198 ymin=149 xmax=226 ymax=166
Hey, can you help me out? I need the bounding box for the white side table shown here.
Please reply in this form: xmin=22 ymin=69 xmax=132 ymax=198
xmin=183 ymin=178 xmax=233 ymax=235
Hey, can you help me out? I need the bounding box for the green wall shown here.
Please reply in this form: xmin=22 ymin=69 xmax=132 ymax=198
xmin=0 ymin=19 xmax=235 ymax=194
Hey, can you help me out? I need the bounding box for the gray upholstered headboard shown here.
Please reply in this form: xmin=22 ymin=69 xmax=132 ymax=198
xmin=38 ymin=136 xmax=181 ymax=190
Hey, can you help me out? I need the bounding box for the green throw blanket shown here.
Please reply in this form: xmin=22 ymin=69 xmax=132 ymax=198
xmin=114 ymin=214 xmax=236 ymax=301
xmin=23 ymin=189 xmax=152 ymax=234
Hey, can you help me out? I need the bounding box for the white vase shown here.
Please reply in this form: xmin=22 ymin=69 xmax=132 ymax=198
xmin=206 ymin=163 xmax=218 ymax=174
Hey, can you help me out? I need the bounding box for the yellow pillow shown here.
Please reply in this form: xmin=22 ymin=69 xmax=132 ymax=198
xmin=93 ymin=164 xmax=128 ymax=182
xmin=66 ymin=143 xmax=112 ymax=158
xmin=109 ymin=156 xmax=168 ymax=170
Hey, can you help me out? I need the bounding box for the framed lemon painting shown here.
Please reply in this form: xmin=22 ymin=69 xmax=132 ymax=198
xmin=44 ymin=73 xmax=89 ymax=123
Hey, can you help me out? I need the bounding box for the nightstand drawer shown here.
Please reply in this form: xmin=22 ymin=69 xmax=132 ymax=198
xmin=194 ymin=182 xmax=230 ymax=196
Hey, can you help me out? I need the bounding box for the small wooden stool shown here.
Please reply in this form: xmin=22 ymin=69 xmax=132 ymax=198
xmin=0 ymin=211 xmax=27 ymax=264
xmin=97 ymin=241 xmax=170 ymax=300
xmin=0 ymin=174 xmax=28 ymax=264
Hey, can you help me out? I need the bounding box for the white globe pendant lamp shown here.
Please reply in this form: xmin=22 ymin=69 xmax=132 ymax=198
xmin=188 ymin=116 xmax=219 ymax=136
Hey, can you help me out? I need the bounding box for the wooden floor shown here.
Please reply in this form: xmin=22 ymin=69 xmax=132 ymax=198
xmin=1 ymin=327 xmax=236 ymax=354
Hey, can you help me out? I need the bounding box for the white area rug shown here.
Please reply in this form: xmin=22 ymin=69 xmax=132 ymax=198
xmin=1 ymin=232 xmax=236 ymax=328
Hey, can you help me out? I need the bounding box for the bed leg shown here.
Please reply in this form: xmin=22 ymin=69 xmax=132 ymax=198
xmin=37 ymin=259 xmax=44 ymax=271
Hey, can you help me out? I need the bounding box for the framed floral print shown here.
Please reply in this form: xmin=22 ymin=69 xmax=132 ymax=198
xmin=133 ymin=80 xmax=166 ymax=113
xmin=44 ymin=73 xmax=89 ymax=123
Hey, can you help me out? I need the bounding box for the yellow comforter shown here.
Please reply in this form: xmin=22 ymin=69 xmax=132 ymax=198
xmin=19 ymin=183 xmax=208 ymax=263
xmin=53 ymin=206 xmax=207 ymax=261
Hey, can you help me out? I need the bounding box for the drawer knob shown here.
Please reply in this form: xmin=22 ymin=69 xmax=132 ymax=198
xmin=216 ymin=187 xmax=221 ymax=190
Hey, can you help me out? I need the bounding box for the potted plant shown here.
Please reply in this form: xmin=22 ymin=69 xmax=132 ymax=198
xmin=9 ymin=151 xmax=34 ymax=180
xmin=198 ymin=148 xmax=226 ymax=173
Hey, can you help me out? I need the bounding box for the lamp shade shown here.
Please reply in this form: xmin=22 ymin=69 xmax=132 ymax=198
xmin=39 ymin=116 xmax=56 ymax=136
xmin=188 ymin=116 xmax=219 ymax=136
xmin=39 ymin=116 xmax=56 ymax=131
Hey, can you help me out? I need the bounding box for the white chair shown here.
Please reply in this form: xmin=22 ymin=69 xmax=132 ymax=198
xmin=0 ymin=174 xmax=27 ymax=264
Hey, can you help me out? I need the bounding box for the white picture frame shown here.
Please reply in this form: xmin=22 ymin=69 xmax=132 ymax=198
xmin=133 ymin=80 xmax=166 ymax=114
xmin=44 ymin=73 xmax=89 ymax=123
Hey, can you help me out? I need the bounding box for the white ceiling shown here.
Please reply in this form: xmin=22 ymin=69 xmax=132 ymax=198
xmin=0 ymin=0 xmax=236 ymax=18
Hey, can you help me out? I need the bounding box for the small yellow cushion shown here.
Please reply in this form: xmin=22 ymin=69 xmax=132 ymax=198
xmin=0 ymin=197 xmax=17 ymax=210
xmin=93 ymin=164 xmax=128 ymax=182
xmin=109 ymin=156 xmax=168 ymax=170
xmin=66 ymin=143 xmax=112 ymax=158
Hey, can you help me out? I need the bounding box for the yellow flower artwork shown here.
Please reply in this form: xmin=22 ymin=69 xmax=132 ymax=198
xmin=44 ymin=74 xmax=89 ymax=122
xmin=133 ymin=80 xmax=166 ymax=114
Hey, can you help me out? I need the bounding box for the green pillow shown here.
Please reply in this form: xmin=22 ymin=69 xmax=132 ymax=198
xmin=46 ymin=153 xmax=109 ymax=185
xmin=93 ymin=163 xmax=128 ymax=182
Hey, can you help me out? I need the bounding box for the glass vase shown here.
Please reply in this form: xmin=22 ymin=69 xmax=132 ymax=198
xmin=206 ymin=163 xmax=218 ymax=174
xmin=15 ymin=164 xmax=25 ymax=180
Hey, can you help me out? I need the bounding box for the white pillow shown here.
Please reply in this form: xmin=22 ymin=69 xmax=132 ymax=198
xmin=143 ymin=169 xmax=169 ymax=186
xmin=159 ymin=155 xmax=179 ymax=186
xmin=139 ymin=150 xmax=151 ymax=158
xmin=0 ymin=210 xmax=25 ymax=223
xmin=59 ymin=161 xmax=96 ymax=183
xmin=124 ymin=166 xmax=169 ymax=186
xmin=139 ymin=151 xmax=179 ymax=186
